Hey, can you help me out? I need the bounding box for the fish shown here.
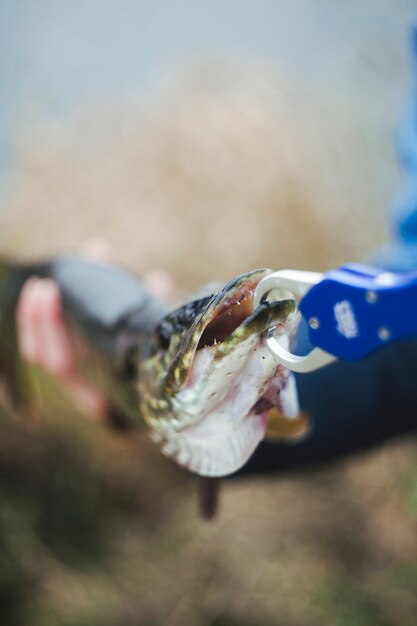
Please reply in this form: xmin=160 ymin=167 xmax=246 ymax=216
xmin=0 ymin=258 xmax=308 ymax=483
xmin=136 ymin=268 xmax=306 ymax=477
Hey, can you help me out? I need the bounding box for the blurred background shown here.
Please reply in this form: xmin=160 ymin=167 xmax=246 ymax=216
xmin=0 ymin=1 xmax=416 ymax=625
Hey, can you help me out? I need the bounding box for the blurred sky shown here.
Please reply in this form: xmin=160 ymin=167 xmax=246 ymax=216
xmin=0 ymin=0 xmax=415 ymax=179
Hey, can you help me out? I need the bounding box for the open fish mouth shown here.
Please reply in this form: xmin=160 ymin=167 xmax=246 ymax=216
xmin=146 ymin=270 xmax=301 ymax=477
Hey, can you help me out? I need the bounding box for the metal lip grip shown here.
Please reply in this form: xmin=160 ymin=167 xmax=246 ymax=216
xmin=254 ymin=264 xmax=417 ymax=373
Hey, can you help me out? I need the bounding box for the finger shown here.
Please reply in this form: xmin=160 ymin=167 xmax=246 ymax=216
xmin=28 ymin=279 xmax=76 ymax=376
xmin=17 ymin=276 xmax=109 ymax=422
xmin=16 ymin=277 xmax=42 ymax=363
xmin=144 ymin=269 xmax=175 ymax=300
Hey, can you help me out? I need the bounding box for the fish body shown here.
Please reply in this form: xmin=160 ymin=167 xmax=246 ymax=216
xmin=0 ymin=258 xmax=303 ymax=478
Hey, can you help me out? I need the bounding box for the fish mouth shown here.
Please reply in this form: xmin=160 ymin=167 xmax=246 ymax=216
xmin=195 ymin=276 xmax=297 ymax=422
xmin=160 ymin=332 xmax=298 ymax=476
xmin=156 ymin=270 xmax=300 ymax=477
xmin=197 ymin=285 xmax=255 ymax=350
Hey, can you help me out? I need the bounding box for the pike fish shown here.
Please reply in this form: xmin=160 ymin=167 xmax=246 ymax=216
xmin=138 ymin=269 xmax=306 ymax=477
xmin=0 ymin=258 xmax=308 ymax=483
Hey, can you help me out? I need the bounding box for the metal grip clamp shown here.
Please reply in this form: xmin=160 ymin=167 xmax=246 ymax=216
xmin=253 ymin=264 xmax=417 ymax=373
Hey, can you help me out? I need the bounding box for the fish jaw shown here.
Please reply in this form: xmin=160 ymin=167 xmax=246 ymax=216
xmin=149 ymin=318 xmax=300 ymax=477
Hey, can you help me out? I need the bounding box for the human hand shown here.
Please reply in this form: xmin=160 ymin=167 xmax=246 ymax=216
xmin=16 ymin=240 xmax=174 ymax=420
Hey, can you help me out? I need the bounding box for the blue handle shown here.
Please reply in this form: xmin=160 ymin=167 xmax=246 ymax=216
xmin=299 ymin=264 xmax=417 ymax=361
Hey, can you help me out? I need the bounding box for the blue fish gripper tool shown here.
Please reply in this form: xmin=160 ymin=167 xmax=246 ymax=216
xmin=253 ymin=264 xmax=417 ymax=373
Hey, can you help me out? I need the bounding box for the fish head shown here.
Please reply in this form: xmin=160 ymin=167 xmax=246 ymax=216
xmin=137 ymin=269 xmax=302 ymax=477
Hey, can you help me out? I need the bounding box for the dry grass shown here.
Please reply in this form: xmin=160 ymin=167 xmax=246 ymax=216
xmin=1 ymin=59 xmax=395 ymax=286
